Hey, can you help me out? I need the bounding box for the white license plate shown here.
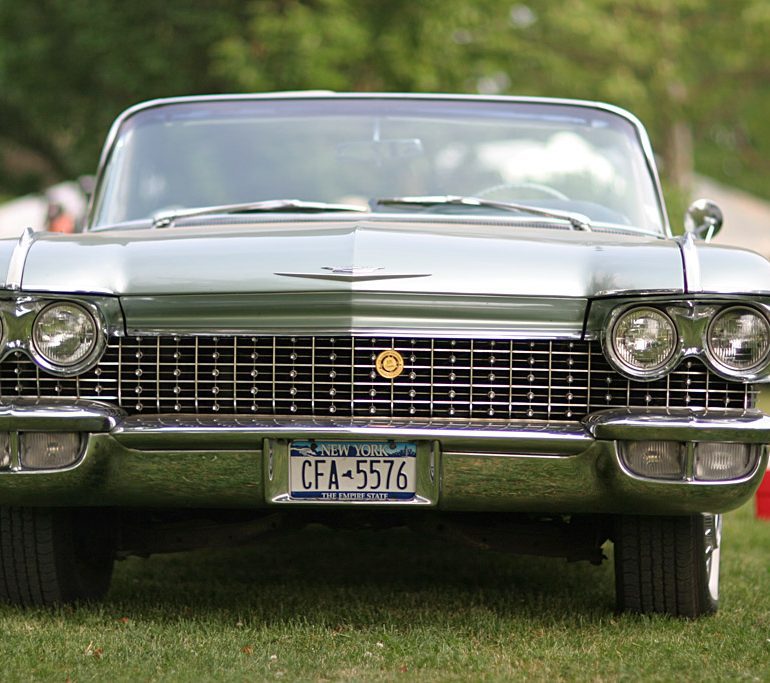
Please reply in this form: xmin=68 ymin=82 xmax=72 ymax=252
xmin=289 ymin=440 xmax=417 ymax=501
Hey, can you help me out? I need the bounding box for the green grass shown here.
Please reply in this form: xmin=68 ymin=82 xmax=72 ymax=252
xmin=0 ymin=505 xmax=768 ymax=682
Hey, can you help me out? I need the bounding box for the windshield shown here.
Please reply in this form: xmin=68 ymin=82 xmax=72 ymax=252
xmin=91 ymin=97 xmax=666 ymax=233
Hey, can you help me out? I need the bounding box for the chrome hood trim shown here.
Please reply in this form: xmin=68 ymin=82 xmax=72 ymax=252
xmin=274 ymin=268 xmax=431 ymax=282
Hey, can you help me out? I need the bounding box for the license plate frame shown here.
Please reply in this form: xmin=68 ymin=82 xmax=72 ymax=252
xmin=289 ymin=440 xmax=417 ymax=502
xmin=263 ymin=437 xmax=439 ymax=506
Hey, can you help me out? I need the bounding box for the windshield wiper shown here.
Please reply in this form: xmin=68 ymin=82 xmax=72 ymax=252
xmin=373 ymin=195 xmax=592 ymax=231
xmin=152 ymin=199 xmax=368 ymax=228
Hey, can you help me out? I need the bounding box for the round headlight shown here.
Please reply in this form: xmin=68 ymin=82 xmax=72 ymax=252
xmin=33 ymin=303 xmax=98 ymax=369
xmin=610 ymin=307 xmax=677 ymax=375
xmin=707 ymin=306 xmax=770 ymax=371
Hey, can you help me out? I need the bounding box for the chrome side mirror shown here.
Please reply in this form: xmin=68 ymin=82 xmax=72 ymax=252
xmin=684 ymin=199 xmax=723 ymax=242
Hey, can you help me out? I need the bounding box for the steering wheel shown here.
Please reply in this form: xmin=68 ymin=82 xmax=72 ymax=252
xmin=474 ymin=182 xmax=570 ymax=201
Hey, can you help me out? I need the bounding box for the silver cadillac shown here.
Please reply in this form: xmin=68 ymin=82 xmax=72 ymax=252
xmin=0 ymin=93 xmax=767 ymax=617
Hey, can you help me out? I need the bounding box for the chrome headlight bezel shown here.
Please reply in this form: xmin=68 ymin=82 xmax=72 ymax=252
xmin=605 ymin=306 xmax=680 ymax=380
xmin=30 ymin=302 xmax=105 ymax=376
xmin=705 ymin=305 xmax=770 ymax=376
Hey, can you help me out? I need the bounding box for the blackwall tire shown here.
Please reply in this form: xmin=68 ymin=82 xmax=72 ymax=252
xmin=0 ymin=507 xmax=115 ymax=607
xmin=614 ymin=514 xmax=719 ymax=618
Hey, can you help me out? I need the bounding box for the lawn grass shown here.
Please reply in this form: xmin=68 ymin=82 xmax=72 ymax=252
xmin=0 ymin=504 xmax=767 ymax=682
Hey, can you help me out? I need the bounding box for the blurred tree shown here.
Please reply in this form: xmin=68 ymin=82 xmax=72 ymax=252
xmin=0 ymin=0 xmax=768 ymax=213
xmin=210 ymin=0 xmax=506 ymax=93
xmin=0 ymin=0 xmax=244 ymax=195
xmin=477 ymin=0 xmax=770 ymax=215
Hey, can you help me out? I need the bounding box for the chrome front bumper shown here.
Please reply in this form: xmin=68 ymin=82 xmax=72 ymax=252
xmin=0 ymin=400 xmax=766 ymax=515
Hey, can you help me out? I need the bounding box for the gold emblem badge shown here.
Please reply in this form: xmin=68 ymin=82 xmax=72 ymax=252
xmin=375 ymin=349 xmax=405 ymax=379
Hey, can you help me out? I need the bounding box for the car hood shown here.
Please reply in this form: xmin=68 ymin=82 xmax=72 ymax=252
xmin=15 ymin=219 xmax=684 ymax=298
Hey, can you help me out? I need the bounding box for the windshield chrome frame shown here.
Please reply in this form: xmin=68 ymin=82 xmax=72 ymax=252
xmin=86 ymin=92 xmax=670 ymax=236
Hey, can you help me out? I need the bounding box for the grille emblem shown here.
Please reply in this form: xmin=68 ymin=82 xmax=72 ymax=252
xmin=375 ymin=349 xmax=405 ymax=379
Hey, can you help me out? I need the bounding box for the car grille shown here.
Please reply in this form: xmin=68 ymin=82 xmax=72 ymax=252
xmin=0 ymin=336 xmax=756 ymax=421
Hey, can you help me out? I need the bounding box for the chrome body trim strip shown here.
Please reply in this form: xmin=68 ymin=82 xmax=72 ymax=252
xmin=0 ymin=399 xmax=123 ymax=432
xmin=5 ymin=227 xmax=36 ymax=291
xmin=677 ymin=232 xmax=702 ymax=293
xmin=274 ymin=271 xmax=431 ymax=282
xmin=583 ymin=408 xmax=770 ymax=443
xmin=110 ymin=415 xmax=591 ymax=453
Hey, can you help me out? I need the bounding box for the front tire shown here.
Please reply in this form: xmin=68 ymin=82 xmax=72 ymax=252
xmin=614 ymin=513 xmax=720 ymax=618
xmin=0 ymin=507 xmax=116 ymax=606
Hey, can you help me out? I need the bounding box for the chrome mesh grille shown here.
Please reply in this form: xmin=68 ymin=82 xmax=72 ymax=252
xmin=0 ymin=336 xmax=755 ymax=420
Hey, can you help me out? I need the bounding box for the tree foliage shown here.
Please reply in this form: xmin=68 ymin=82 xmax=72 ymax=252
xmin=0 ymin=0 xmax=768 ymax=206
xmin=0 ymin=0 xmax=244 ymax=193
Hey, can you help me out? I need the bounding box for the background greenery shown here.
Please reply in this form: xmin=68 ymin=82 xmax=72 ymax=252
xmin=1 ymin=0 xmax=769 ymax=210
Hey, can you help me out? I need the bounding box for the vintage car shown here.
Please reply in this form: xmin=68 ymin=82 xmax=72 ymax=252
xmin=0 ymin=93 xmax=767 ymax=617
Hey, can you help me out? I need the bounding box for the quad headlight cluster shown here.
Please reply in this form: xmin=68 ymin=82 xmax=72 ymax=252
xmin=607 ymin=304 xmax=770 ymax=380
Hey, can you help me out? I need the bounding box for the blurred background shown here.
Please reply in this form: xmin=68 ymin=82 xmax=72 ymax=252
xmin=0 ymin=0 xmax=768 ymax=249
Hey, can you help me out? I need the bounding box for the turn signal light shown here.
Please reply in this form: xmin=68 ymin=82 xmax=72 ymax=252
xmin=694 ymin=443 xmax=758 ymax=481
xmin=19 ymin=432 xmax=82 ymax=470
xmin=620 ymin=441 xmax=685 ymax=480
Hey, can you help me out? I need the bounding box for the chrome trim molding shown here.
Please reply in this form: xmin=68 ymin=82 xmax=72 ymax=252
xmin=5 ymin=227 xmax=36 ymax=291
xmin=704 ymin=513 xmax=722 ymax=601
xmin=274 ymin=270 xmax=431 ymax=282
xmin=583 ymin=407 xmax=770 ymax=443
xmin=112 ymin=415 xmax=591 ymax=453
xmin=0 ymin=399 xmax=124 ymax=432
xmin=677 ymin=232 xmax=702 ymax=293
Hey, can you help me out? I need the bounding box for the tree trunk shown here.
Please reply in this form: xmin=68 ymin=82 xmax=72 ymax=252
xmin=663 ymin=119 xmax=694 ymax=197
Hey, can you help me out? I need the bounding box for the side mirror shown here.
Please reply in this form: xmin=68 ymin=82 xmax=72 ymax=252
xmin=684 ymin=199 xmax=723 ymax=242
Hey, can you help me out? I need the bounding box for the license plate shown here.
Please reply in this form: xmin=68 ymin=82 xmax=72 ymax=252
xmin=289 ymin=440 xmax=417 ymax=501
